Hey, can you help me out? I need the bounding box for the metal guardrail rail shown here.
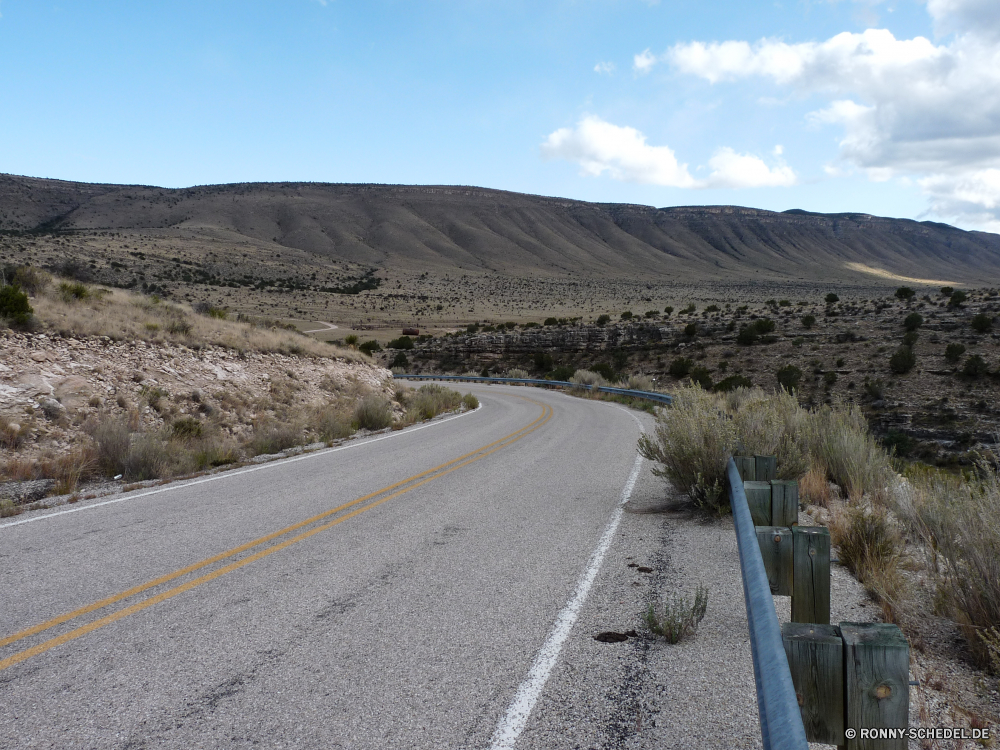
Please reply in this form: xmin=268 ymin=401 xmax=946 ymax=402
xmin=727 ymin=458 xmax=809 ymax=750
xmin=391 ymin=373 xmax=673 ymax=405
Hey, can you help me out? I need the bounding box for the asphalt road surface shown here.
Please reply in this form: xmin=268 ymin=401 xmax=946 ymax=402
xmin=0 ymin=384 xmax=669 ymax=750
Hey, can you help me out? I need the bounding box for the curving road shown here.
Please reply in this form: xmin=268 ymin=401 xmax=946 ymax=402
xmin=0 ymin=384 xmax=671 ymax=749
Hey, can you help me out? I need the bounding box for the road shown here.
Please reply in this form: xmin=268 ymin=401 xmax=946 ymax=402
xmin=0 ymin=384 xmax=670 ymax=749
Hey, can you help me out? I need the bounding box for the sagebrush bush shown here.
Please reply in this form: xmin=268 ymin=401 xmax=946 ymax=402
xmin=888 ymin=345 xmax=916 ymax=374
xmin=945 ymin=342 xmax=966 ymax=362
xmin=0 ymin=284 xmax=33 ymax=326
xmin=311 ymin=405 xmax=354 ymax=442
xmin=354 ymin=394 xmax=393 ymax=431
xmin=638 ymin=384 xmax=734 ymax=513
xmin=626 ymin=374 xmax=654 ymax=391
xmin=504 ymin=368 xmax=530 ymax=380
xmin=569 ymin=369 xmax=606 ymax=388
xmin=806 ymin=404 xmax=895 ymax=502
xmin=406 ymin=384 xmax=462 ymax=421
xmin=462 ymin=393 xmax=479 ymax=410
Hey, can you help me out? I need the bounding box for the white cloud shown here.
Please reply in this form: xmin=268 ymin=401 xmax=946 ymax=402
xmin=648 ymin=8 xmax=1000 ymax=229
xmin=633 ymin=49 xmax=656 ymax=74
xmin=541 ymin=116 xmax=796 ymax=189
xmin=541 ymin=116 xmax=695 ymax=187
xmin=702 ymin=147 xmax=797 ymax=188
xmin=594 ymin=61 xmax=615 ymax=75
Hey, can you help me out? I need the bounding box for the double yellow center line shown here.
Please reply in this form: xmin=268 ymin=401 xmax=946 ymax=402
xmin=0 ymin=397 xmax=552 ymax=672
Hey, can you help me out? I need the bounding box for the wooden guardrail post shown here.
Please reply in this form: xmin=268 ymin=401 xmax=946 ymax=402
xmin=792 ymin=526 xmax=831 ymax=625
xmin=755 ymin=526 xmax=793 ymax=595
xmin=734 ymin=455 xmax=756 ymax=480
xmin=755 ymin=455 xmax=777 ymax=482
xmin=782 ymin=623 xmax=844 ymax=746
xmin=841 ymin=623 xmax=910 ymax=750
xmin=744 ymin=481 xmax=772 ymax=526
xmin=770 ymin=480 xmax=799 ymax=527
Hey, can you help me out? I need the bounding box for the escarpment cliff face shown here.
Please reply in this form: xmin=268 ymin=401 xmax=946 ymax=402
xmin=2 ymin=173 xmax=998 ymax=285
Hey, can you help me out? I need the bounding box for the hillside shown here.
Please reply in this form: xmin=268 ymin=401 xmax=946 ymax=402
xmin=2 ymin=173 xmax=999 ymax=326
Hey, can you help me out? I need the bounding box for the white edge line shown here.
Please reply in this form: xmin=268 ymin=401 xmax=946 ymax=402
xmin=488 ymin=445 xmax=645 ymax=750
xmin=0 ymin=403 xmax=483 ymax=531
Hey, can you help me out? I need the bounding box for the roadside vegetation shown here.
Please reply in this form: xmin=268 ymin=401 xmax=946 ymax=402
xmin=638 ymin=381 xmax=1000 ymax=691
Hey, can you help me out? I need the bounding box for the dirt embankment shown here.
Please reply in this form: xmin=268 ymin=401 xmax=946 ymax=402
xmin=0 ymin=329 xmax=391 ymax=500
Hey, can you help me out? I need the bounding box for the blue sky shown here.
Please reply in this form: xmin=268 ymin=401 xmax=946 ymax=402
xmin=2 ymin=1 xmax=998 ymax=231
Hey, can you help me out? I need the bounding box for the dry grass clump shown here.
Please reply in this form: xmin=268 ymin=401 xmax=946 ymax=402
xmin=725 ymin=387 xmax=809 ymax=479
xmin=906 ymin=463 xmax=1000 ymax=669
xmin=830 ymin=502 xmax=906 ymax=622
xmin=248 ymin=419 xmax=303 ymax=457
xmin=806 ymin=404 xmax=895 ymax=502
xmin=799 ymin=465 xmax=832 ymax=507
xmin=643 ymin=585 xmax=709 ymax=643
xmin=309 ymin=405 xmax=354 ymax=442
xmin=28 ymin=282 xmax=363 ymax=361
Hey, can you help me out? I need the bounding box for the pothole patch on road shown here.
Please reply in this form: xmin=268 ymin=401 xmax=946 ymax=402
xmin=594 ymin=630 xmax=639 ymax=643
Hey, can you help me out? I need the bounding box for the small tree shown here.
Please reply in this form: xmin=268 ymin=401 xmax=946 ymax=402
xmin=684 ymin=322 xmax=697 ymax=337
xmin=903 ymin=312 xmax=923 ymax=331
xmin=944 ymin=343 xmax=966 ymax=362
xmin=801 ymin=314 xmax=816 ymax=329
xmin=971 ymin=313 xmax=993 ymax=333
xmin=596 ymin=314 xmax=611 ymax=326
xmin=902 ymin=331 xmax=919 ymax=347
xmin=669 ymin=357 xmax=694 ymax=378
xmin=825 ymin=293 xmax=839 ymax=304
xmin=889 ymin=345 xmax=916 ymax=374
xmin=962 ymin=354 xmax=989 ymax=378
xmin=620 ymin=311 xmax=633 ymax=320
xmin=948 ymin=290 xmax=968 ymax=307
xmin=895 ymin=286 xmax=915 ymax=301
xmin=689 ymin=366 xmax=713 ymax=390
xmin=776 ymin=364 xmax=803 ymax=391
xmin=941 ymin=286 xmax=954 ymax=297
xmin=0 ymin=284 xmax=33 ymax=326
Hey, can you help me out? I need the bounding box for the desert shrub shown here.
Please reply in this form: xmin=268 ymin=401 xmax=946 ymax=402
xmin=908 ymin=465 xmax=1000 ymax=668
xmin=311 ymin=406 xmax=354 ymax=442
xmin=462 ymin=393 xmax=479 ymax=410
xmin=901 ymin=331 xmax=918 ymax=347
xmin=344 ymin=334 xmax=359 ymax=347
xmin=191 ymin=441 xmax=239 ymax=470
xmin=387 ymin=336 xmax=414 ymax=350
xmin=737 ymin=326 xmax=759 ymax=345
xmin=903 ymin=312 xmax=923 ymax=331
xmin=962 ymin=354 xmax=989 ymax=378
xmin=10 ymin=266 xmax=50 ymax=295
xmin=353 ymin=394 xmax=393 ymax=431
xmin=248 ymin=420 xmax=302 ymax=456
xmin=569 ymin=369 xmax=606 ymax=389
xmin=663 ymin=306 xmax=674 ymax=316
xmin=548 ymin=365 xmax=575 ymax=381
xmin=895 ymin=286 xmax=915 ymax=301
xmin=863 ymin=378 xmax=884 ymax=399
xmin=58 ymin=281 xmax=90 ymax=302
xmin=544 ymin=317 xmax=559 ymax=326
xmin=0 ymin=416 xmax=29 ymax=450
xmin=776 ymin=364 xmax=803 ymax=392
xmin=801 ymin=314 xmax=816 ymax=329
xmin=668 ymin=357 xmax=693 ymax=378
xmin=643 ymin=585 xmax=709 ymax=643
xmin=979 ymin=627 xmax=1000 ymax=675
xmin=823 ymin=371 xmax=838 ymax=387
xmin=830 ymin=503 xmax=905 ymax=620
xmin=825 ymin=293 xmax=839 ymax=304
xmin=714 ymin=375 xmax=752 ymax=392
xmin=625 ymin=374 xmax=654 ymax=391
xmin=595 ymin=314 xmax=611 ymax=326
xmin=637 ymin=384 xmax=735 ymax=513
xmin=888 ymin=345 xmax=916 ymax=374
xmin=944 ymin=342 xmax=966 ymax=362
xmin=171 ymin=416 xmax=203 ymax=439
xmin=683 ymin=322 xmax=697 ymax=337
xmin=948 ymin=290 xmax=968 ymax=307
xmin=941 ymin=286 xmax=954 ymax=297
xmin=806 ymin=404 xmax=895 ymax=502
xmin=124 ymin=434 xmax=169 ymax=480
xmin=358 ymin=340 xmax=381 ymax=355
xmin=533 ymin=351 xmax=554 ymax=371
xmin=390 ymin=352 xmax=409 ymax=369
xmin=406 ymin=384 xmax=462 ymax=421
xmin=90 ymin=417 xmax=133 ymax=476
xmin=688 ymin=366 xmax=713 ymax=390
xmin=0 ymin=284 xmax=33 ymax=326
xmin=971 ymin=313 xmax=993 ymax=333
xmin=504 ymin=367 xmax=530 ymax=379
xmin=726 ymin=388 xmax=809 ymax=480
xmin=644 ymin=310 xmax=659 ymax=319
xmin=619 ymin=311 xmax=633 ymax=320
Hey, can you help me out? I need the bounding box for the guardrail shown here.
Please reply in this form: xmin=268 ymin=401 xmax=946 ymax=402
xmin=727 ymin=458 xmax=809 ymax=750
xmin=391 ymin=373 xmax=673 ymax=405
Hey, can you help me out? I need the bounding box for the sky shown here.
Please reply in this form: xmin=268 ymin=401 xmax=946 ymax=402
xmin=1 ymin=0 xmax=999 ymax=232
